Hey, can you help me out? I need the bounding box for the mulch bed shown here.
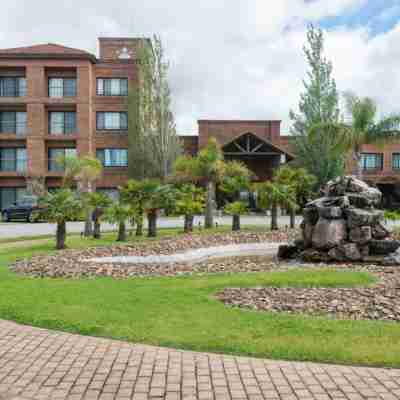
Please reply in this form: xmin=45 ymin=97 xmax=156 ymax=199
xmin=217 ymin=265 xmax=400 ymax=322
xmin=10 ymin=230 xmax=295 ymax=279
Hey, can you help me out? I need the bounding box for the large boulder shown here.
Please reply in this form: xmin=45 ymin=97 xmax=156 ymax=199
xmin=318 ymin=206 xmax=343 ymax=219
xmin=369 ymin=240 xmax=400 ymax=256
xmin=345 ymin=208 xmax=384 ymax=228
xmin=339 ymin=243 xmax=362 ymax=261
xmin=301 ymin=221 xmax=314 ymax=248
xmin=325 ymin=176 xmax=382 ymax=206
xmin=372 ymin=222 xmax=391 ymax=240
xmin=383 ymin=248 xmax=400 ymax=266
xmin=311 ymin=218 xmax=347 ymax=250
xmin=349 ymin=226 xmax=372 ymax=244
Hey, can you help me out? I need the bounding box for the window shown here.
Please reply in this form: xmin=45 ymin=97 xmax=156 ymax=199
xmin=96 ymin=112 xmax=128 ymax=131
xmin=49 ymin=112 xmax=77 ymax=135
xmin=48 ymin=78 xmax=77 ymax=97
xmin=48 ymin=148 xmax=77 ymax=171
xmin=0 ymin=148 xmax=27 ymax=172
xmin=0 ymin=77 xmax=26 ymax=97
xmin=361 ymin=153 xmax=383 ymax=170
xmin=97 ymin=78 xmax=128 ymax=96
xmin=0 ymin=188 xmax=27 ymax=210
xmin=393 ymin=153 xmax=400 ymax=170
xmin=0 ymin=112 xmax=27 ymax=135
xmin=97 ymin=148 xmax=128 ymax=167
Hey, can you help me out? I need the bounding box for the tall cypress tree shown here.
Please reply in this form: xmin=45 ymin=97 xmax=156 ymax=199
xmin=290 ymin=25 xmax=344 ymax=188
xmin=127 ymin=36 xmax=181 ymax=181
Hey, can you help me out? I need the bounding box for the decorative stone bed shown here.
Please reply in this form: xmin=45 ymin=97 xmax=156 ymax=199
xmin=217 ymin=265 xmax=400 ymax=322
xmin=11 ymin=231 xmax=294 ymax=279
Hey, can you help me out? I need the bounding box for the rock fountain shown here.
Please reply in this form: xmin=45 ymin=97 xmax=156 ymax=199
xmin=279 ymin=176 xmax=400 ymax=264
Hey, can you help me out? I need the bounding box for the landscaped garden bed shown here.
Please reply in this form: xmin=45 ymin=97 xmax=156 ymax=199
xmin=11 ymin=230 xmax=295 ymax=278
xmin=217 ymin=265 xmax=400 ymax=322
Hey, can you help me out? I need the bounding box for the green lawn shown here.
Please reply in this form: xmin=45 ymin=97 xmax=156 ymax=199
xmin=0 ymin=230 xmax=399 ymax=368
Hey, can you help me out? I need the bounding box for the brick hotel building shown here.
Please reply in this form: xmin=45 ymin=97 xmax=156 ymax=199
xmin=0 ymin=37 xmax=399 ymax=209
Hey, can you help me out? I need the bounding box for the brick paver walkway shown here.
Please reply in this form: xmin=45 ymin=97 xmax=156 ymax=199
xmin=0 ymin=320 xmax=399 ymax=400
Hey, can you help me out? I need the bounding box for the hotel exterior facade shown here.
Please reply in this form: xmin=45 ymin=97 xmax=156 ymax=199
xmin=0 ymin=37 xmax=399 ymax=209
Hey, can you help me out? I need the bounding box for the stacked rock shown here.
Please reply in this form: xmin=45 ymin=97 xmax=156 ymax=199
xmin=279 ymin=176 xmax=400 ymax=264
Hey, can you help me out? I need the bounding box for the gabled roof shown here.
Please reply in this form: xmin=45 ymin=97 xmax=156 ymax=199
xmin=0 ymin=43 xmax=97 ymax=62
xmin=222 ymin=132 xmax=295 ymax=160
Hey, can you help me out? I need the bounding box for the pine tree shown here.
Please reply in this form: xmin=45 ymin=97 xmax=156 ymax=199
xmin=290 ymin=25 xmax=344 ymax=188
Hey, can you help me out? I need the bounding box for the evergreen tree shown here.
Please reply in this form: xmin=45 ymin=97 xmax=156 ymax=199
xmin=128 ymin=35 xmax=181 ymax=181
xmin=290 ymin=25 xmax=344 ymax=188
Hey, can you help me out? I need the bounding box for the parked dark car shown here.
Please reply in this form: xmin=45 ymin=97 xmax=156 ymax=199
xmin=2 ymin=196 xmax=46 ymax=223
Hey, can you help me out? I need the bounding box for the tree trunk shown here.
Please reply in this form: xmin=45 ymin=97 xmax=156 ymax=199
xmin=147 ymin=210 xmax=157 ymax=237
xmin=117 ymin=222 xmax=127 ymax=242
xmin=271 ymin=204 xmax=278 ymax=231
xmin=184 ymin=214 xmax=194 ymax=233
xmin=232 ymin=214 xmax=241 ymax=231
xmin=84 ymin=210 xmax=93 ymax=237
xmin=136 ymin=214 xmax=143 ymax=236
xmin=290 ymin=209 xmax=296 ymax=229
xmin=93 ymin=218 xmax=101 ymax=239
xmin=56 ymin=220 xmax=66 ymax=250
xmin=353 ymin=150 xmax=363 ymax=180
xmin=205 ymin=180 xmax=215 ymax=229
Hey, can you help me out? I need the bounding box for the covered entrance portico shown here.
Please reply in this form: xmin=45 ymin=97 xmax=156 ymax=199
xmin=222 ymin=132 xmax=294 ymax=181
xmin=218 ymin=132 xmax=295 ymax=209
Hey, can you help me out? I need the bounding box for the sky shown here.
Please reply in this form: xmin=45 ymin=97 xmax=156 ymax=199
xmin=1 ymin=0 xmax=400 ymax=135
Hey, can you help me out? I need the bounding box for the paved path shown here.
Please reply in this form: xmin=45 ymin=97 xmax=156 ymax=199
xmin=87 ymin=243 xmax=282 ymax=265
xmin=0 ymin=216 xmax=301 ymax=240
xmin=0 ymin=320 xmax=399 ymax=400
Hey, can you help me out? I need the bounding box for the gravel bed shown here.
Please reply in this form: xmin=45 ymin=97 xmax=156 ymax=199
xmin=10 ymin=231 xmax=295 ymax=279
xmin=217 ymin=265 xmax=400 ymax=322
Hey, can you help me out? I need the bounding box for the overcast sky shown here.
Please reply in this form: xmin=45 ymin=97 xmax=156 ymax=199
xmin=1 ymin=0 xmax=400 ymax=134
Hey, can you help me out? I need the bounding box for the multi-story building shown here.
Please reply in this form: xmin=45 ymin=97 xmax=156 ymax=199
xmin=1 ymin=37 xmax=399 ymax=210
xmin=0 ymin=37 xmax=143 ymax=208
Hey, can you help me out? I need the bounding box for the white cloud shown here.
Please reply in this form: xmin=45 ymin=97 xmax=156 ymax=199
xmin=0 ymin=0 xmax=398 ymax=134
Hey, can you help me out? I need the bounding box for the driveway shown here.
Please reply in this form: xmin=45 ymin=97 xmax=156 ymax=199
xmin=0 ymin=319 xmax=399 ymax=400
xmin=0 ymin=216 xmax=301 ymax=240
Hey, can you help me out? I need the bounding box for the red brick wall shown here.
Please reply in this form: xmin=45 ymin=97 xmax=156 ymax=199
xmin=0 ymin=38 xmax=141 ymax=191
xmin=198 ymin=120 xmax=282 ymax=149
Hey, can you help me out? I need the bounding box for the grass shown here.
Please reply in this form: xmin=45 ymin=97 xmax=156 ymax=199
xmin=0 ymin=229 xmax=399 ymax=368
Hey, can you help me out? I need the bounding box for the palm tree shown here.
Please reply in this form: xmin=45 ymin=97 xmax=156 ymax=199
xmin=121 ymin=179 xmax=177 ymax=237
xmin=57 ymin=154 xmax=103 ymax=236
xmin=274 ymin=166 xmax=316 ymax=228
xmin=224 ymin=201 xmax=248 ymax=231
xmin=220 ymin=160 xmax=252 ymax=231
xmin=86 ymin=192 xmax=112 ymax=239
xmin=174 ymin=138 xmax=225 ymax=229
xmin=310 ymin=93 xmax=400 ymax=180
xmin=121 ymin=179 xmax=149 ymax=237
xmin=40 ymin=189 xmax=82 ymax=249
xmin=175 ymin=184 xmax=205 ymax=233
xmin=104 ymin=202 xmax=133 ymax=242
xmin=143 ymin=181 xmax=177 ymax=238
xmin=256 ymin=181 xmax=297 ymax=231
xmin=75 ymin=157 xmax=103 ymax=236
xmin=342 ymin=92 xmax=400 ymax=179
